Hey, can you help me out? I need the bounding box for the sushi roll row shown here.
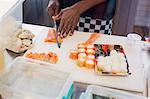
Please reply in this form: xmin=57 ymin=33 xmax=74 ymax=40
xmin=77 ymin=54 xmax=95 ymax=69
xmin=69 ymin=43 xmax=96 ymax=69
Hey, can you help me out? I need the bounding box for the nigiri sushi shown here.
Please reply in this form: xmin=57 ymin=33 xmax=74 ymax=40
xmin=78 ymin=53 xmax=87 ymax=58
xmin=77 ymin=58 xmax=86 ymax=67
xmin=85 ymin=59 xmax=95 ymax=69
xmin=86 ymin=44 xmax=95 ymax=49
xmin=69 ymin=49 xmax=78 ymax=60
xmin=78 ymin=48 xmax=86 ymax=53
xmin=87 ymin=54 xmax=95 ymax=60
xmin=86 ymin=49 xmax=95 ymax=55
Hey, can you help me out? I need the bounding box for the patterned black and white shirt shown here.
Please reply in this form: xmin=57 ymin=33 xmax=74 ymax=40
xmin=59 ymin=0 xmax=116 ymax=34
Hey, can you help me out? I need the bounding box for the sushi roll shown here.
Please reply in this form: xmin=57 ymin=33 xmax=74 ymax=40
xmin=78 ymin=48 xmax=86 ymax=53
xmin=78 ymin=53 xmax=87 ymax=58
xmin=85 ymin=59 xmax=95 ymax=68
xmin=111 ymin=60 xmax=121 ymax=74
xmin=120 ymin=61 xmax=128 ymax=73
xmin=118 ymin=53 xmax=126 ymax=62
xmin=86 ymin=49 xmax=95 ymax=55
xmin=103 ymin=56 xmax=112 ymax=72
xmin=77 ymin=43 xmax=85 ymax=49
xmin=110 ymin=50 xmax=118 ymax=56
xmin=97 ymin=61 xmax=104 ymax=71
xmin=69 ymin=49 xmax=78 ymax=60
xmin=86 ymin=44 xmax=95 ymax=49
xmin=77 ymin=58 xmax=86 ymax=67
xmin=87 ymin=54 xmax=95 ymax=60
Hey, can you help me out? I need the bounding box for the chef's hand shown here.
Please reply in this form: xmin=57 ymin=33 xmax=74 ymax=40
xmin=53 ymin=6 xmax=81 ymax=38
xmin=47 ymin=0 xmax=60 ymax=17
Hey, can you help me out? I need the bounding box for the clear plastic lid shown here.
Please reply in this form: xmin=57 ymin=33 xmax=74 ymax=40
xmin=80 ymin=85 xmax=146 ymax=99
xmin=0 ymin=57 xmax=72 ymax=99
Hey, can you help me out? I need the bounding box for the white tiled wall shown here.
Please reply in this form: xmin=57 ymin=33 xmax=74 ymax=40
xmin=135 ymin=0 xmax=150 ymax=27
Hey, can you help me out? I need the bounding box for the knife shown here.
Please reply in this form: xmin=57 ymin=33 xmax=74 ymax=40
xmin=54 ymin=20 xmax=61 ymax=48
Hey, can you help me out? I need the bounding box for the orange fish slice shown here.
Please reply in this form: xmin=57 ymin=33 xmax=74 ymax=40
xmin=44 ymin=29 xmax=63 ymax=43
xmin=85 ymin=33 xmax=101 ymax=44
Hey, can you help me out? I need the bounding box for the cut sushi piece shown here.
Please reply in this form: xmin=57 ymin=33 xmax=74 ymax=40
xmin=85 ymin=60 xmax=95 ymax=69
xmin=118 ymin=53 xmax=126 ymax=62
xmin=25 ymin=51 xmax=58 ymax=64
xmin=69 ymin=49 xmax=78 ymax=60
xmin=44 ymin=28 xmax=63 ymax=43
xmin=97 ymin=56 xmax=106 ymax=66
xmin=87 ymin=54 xmax=95 ymax=60
xmin=77 ymin=43 xmax=86 ymax=49
xmin=77 ymin=58 xmax=86 ymax=67
xmin=110 ymin=50 xmax=118 ymax=57
xmin=86 ymin=49 xmax=95 ymax=55
xmin=97 ymin=61 xmax=104 ymax=71
xmin=78 ymin=48 xmax=86 ymax=53
xmin=111 ymin=65 xmax=120 ymax=74
xmin=47 ymin=52 xmax=58 ymax=64
xmin=86 ymin=44 xmax=95 ymax=49
xmin=103 ymin=56 xmax=112 ymax=72
xmin=120 ymin=61 xmax=128 ymax=73
xmin=78 ymin=53 xmax=87 ymax=58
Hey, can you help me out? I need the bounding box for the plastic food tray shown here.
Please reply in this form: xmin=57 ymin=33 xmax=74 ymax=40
xmin=94 ymin=44 xmax=130 ymax=76
xmin=79 ymin=85 xmax=146 ymax=99
xmin=0 ymin=57 xmax=73 ymax=99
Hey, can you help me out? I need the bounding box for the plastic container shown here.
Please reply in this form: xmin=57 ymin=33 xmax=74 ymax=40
xmin=0 ymin=0 xmax=24 ymax=41
xmin=127 ymin=33 xmax=142 ymax=45
xmin=0 ymin=57 xmax=74 ymax=99
xmin=79 ymin=85 xmax=146 ymax=99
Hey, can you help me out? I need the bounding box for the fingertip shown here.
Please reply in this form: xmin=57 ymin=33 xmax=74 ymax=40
xmin=69 ymin=31 xmax=73 ymax=36
xmin=63 ymin=32 xmax=66 ymax=37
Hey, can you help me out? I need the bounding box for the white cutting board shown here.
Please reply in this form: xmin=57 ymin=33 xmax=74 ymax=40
xmin=25 ymin=27 xmax=145 ymax=93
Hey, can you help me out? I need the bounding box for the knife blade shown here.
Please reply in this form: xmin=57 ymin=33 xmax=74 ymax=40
xmin=54 ymin=20 xmax=61 ymax=48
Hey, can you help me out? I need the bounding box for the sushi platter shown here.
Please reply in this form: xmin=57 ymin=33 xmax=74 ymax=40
xmin=94 ymin=44 xmax=130 ymax=76
xmin=69 ymin=42 xmax=130 ymax=76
